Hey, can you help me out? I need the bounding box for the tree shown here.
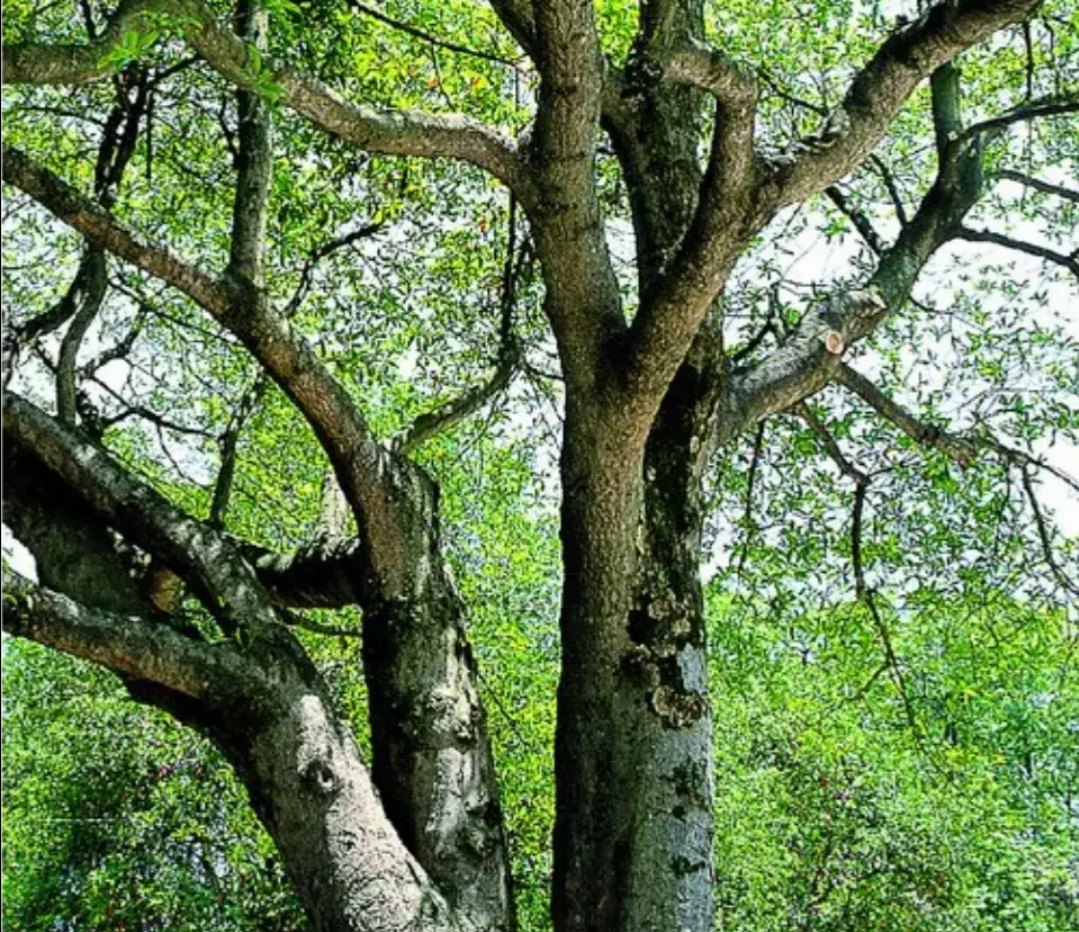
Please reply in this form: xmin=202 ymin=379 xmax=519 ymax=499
xmin=2 ymin=1 xmax=1076 ymax=931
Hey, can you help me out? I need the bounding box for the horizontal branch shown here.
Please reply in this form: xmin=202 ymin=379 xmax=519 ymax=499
xmin=996 ymin=168 xmax=1079 ymax=203
xmin=953 ymin=95 xmax=1079 ymax=145
xmin=659 ymin=42 xmax=756 ymax=105
xmin=2 ymin=0 xmax=529 ymax=193
xmin=835 ymin=364 xmax=1079 ymax=499
xmin=2 ymin=566 xmax=254 ymax=699
xmin=771 ymin=0 xmax=1041 ymax=206
xmin=957 ymin=226 xmax=1079 ymax=277
xmin=242 ymin=537 xmax=364 ymax=610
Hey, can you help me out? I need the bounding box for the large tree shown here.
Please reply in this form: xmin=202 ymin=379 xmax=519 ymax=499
xmin=2 ymin=1 xmax=1076 ymax=931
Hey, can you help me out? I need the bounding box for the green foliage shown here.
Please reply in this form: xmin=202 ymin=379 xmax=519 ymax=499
xmin=1 ymin=643 xmax=305 ymax=932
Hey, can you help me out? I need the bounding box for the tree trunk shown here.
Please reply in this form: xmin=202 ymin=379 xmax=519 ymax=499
xmin=208 ymin=636 xmax=460 ymax=932
xmin=552 ymin=386 xmax=715 ymax=932
xmin=361 ymin=461 xmax=514 ymax=932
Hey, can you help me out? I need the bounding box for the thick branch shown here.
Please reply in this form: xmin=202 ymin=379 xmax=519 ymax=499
xmin=771 ymin=0 xmax=1041 ymax=206
xmin=2 ymin=567 xmax=253 ymax=699
xmin=4 ymin=392 xmax=280 ymax=636
xmin=2 ymin=0 xmax=529 ymax=193
xmin=529 ymin=0 xmax=623 ymax=390
xmin=243 ymin=537 xmax=364 ymax=610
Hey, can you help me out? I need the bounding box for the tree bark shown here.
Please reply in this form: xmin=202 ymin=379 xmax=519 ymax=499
xmin=360 ymin=459 xmax=515 ymax=932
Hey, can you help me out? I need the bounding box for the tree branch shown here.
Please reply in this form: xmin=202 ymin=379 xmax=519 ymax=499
xmin=1 ymin=144 xmax=417 ymax=597
xmin=2 ymin=143 xmax=230 ymax=313
xmin=825 ymin=186 xmax=886 ymax=256
xmin=2 ymin=0 xmax=530 ymax=193
xmin=996 ymin=168 xmax=1079 ymax=203
xmin=210 ymin=372 xmax=268 ymax=529
xmin=528 ymin=0 xmax=624 ymax=390
xmin=56 ymin=248 xmax=108 ymax=424
xmin=795 ymin=402 xmax=869 ymax=485
xmin=226 ymin=0 xmax=272 ymax=287
xmin=833 ymin=363 xmax=978 ymax=466
xmin=770 ymin=0 xmax=1041 ymax=206
xmin=723 ymin=61 xmax=991 ymax=441
xmin=241 ymin=537 xmax=364 ymax=610
xmin=2 ymin=567 xmax=254 ymax=700
xmin=616 ymin=86 xmax=758 ymax=414
xmin=833 ymin=362 xmax=1079 ymax=598
xmin=956 ymin=226 xmax=1079 ymax=277
xmin=395 ymin=345 xmax=520 ymax=454
xmin=3 ymin=392 xmax=281 ymax=636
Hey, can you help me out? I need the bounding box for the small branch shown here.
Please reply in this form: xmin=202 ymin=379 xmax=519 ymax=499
xmin=995 ymin=168 xmax=1079 ymax=203
xmin=869 ymin=154 xmax=909 ymax=226
xmin=736 ymin=420 xmax=767 ymax=576
xmin=349 ymin=1 xmax=523 ymax=68
xmin=80 ymin=304 xmax=148 ymax=373
xmin=795 ymin=402 xmax=869 ymax=486
xmin=1019 ymin=465 xmax=1079 ymax=598
xmin=283 ymin=221 xmax=384 ymax=318
xmin=833 ymin=363 xmax=978 ymax=467
xmin=825 ymin=186 xmax=886 ymax=256
xmin=956 ymin=226 xmax=1079 ymax=278
xmin=952 ymin=95 xmax=1079 ymax=146
xmin=395 ymin=344 xmax=520 ymax=454
xmin=282 ymin=608 xmax=362 ymax=638
xmin=209 ymin=372 xmax=268 ymax=529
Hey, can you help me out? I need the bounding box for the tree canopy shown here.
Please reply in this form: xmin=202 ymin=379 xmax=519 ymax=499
xmin=2 ymin=1 xmax=1077 ymax=931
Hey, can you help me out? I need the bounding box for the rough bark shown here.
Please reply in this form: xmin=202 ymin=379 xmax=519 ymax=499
xmin=2 ymin=411 xmax=463 ymax=932
xmin=550 ymin=8 xmax=722 ymax=928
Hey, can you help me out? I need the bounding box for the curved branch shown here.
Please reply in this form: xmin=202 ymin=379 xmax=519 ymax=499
xmin=2 ymin=0 xmax=530 ymax=193
xmin=770 ymin=0 xmax=1041 ymax=206
xmin=395 ymin=344 xmax=520 ymax=454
